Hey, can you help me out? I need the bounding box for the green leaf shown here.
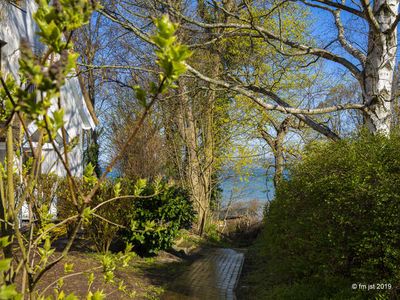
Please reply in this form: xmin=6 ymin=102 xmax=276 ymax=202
xmin=87 ymin=272 xmax=95 ymax=285
xmin=134 ymin=86 xmax=147 ymax=107
xmin=0 ymin=284 xmax=21 ymax=300
xmin=0 ymin=259 xmax=11 ymax=272
xmin=82 ymin=207 xmax=92 ymax=221
xmin=113 ymin=181 xmax=121 ymax=198
xmin=64 ymin=263 xmax=74 ymax=274
xmin=87 ymin=291 xmax=105 ymax=300
xmin=134 ymin=178 xmax=147 ymax=196
xmin=103 ymin=271 xmax=114 ymax=283
xmin=84 ymin=163 xmax=97 ymax=186
xmin=151 ymin=15 xmax=192 ymax=93
xmin=43 ymin=238 xmax=51 ymax=252
xmin=64 ymin=294 xmax=78 ymax=300
xmin=0 ymin=236 xmax=11 ymax=248
xmin=53 ymin=109 xmax=65 ymax=129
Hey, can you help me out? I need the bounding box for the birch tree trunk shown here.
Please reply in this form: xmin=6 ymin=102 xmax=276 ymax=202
xmin=362 ymin=0 xmax=399 ymax=133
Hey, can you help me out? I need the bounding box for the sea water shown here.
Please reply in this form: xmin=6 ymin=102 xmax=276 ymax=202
xmin=220 ymin=167 xmax=275 ymax=204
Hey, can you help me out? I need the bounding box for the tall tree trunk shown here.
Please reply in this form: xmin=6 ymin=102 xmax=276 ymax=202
xmin=198 ymin=75 xmax=217 ymax=236
xmin=260 ymin=117 xmax=291 ymax=189
xmin=177 ymin=81 xmax=208 ymax=235
xmin=274 ymin=139 xmax=284 ymax=188
xmin=185 ymin=102 xmax=206 ymax=234
xmin=74 ymin=18 xmax=101 ymax=176
xmin=363 ymin=0 xmax=399 ymax=133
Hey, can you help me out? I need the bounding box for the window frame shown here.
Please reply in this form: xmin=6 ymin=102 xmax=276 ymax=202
xmin=0 ymin=40 xmax=7 ymax=71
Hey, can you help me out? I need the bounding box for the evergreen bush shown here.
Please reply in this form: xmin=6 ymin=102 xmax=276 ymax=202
xmin=121 ymin=181 xmax=195 ymax=255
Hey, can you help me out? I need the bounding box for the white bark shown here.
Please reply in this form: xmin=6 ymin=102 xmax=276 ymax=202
xmin=363 ymin=0 xmax=399 ymax=134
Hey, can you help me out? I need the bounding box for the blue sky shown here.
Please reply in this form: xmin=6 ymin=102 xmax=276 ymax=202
xmin=308 ymin=5 xmax=367 ymax=76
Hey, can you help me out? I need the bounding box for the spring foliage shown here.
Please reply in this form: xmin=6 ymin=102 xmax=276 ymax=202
xmin=251 ymin=131 xmax=400 ymax=299
xmin=57 ymin=172 xmax=195 ymax=255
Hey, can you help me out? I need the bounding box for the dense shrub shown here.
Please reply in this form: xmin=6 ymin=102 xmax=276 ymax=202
xmin=56 ymin=174 xmax=195 ymax=254
xmin=254 ymin=131 xmax=400 ymax=299
xmin=121 ymin=181 xmax=195 ymax=255
xmin=56 ymin=176 xmax=132 ymax=252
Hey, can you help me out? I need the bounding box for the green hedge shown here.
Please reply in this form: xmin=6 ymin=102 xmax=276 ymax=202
xmin=252 ymin=131 xmax=400 ymax=299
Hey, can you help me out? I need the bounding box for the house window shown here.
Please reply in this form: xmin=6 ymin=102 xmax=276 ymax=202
xmin=0 ymin=40 xmax=6 ymax=71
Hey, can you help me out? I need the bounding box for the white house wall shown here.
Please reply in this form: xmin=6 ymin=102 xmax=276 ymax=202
xmin=0 ymin=0 xmax=39 ymax=80
xmin=0 ymin=0 xmax=96 ymax=177
xmin=41 ymin=136 xmax=84 ymax=177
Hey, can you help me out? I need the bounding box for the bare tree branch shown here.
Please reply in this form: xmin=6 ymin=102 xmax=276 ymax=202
xmin=333 ymin=9 xmax=366 ymax=65
xmin=389 ymin=13 xmax=400 ymax=33
xmin=98 ymin=9 xmax=155 ymax=46
xmin=245 ymin=85 xmax=341 ymax=141
xmin=302 ymin=0 xmax=365 ymax=18
xmin=359 ymin=0 xmax=380 ymax=33
xmin=186 ymin=64 xmax=363 ymax=140
xmin=187 ymin=64 xmax=364 ymax=113
xmin=163 ymin=5 xmax=362 ymax=80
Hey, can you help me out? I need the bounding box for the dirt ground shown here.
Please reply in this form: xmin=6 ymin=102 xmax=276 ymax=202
xmin=15 ymin=228 xmax=252 ymax=299
xmin=28 ymin=244 xmax=194 ymax=299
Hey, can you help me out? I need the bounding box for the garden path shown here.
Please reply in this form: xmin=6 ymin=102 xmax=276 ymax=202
xmin=163 ymin=248 xmax=244 ymax=300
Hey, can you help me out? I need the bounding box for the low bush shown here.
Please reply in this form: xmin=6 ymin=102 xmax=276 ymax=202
xmin=85 ymin=179 xmax=134 ymax=253
xmin=56 ymin=171 xmax=195 ymax=254
xmin=121 ymin=181 xmax=195 ymax=255
xmin=248 ymin=131 xmax=400 ymax=299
